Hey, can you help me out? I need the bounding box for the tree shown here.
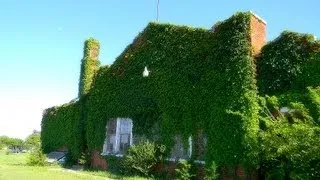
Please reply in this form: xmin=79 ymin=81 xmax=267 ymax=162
xmin=0 ymin=136 xmax=10 ymax=149
xmin=0 ymin=136 xmax=24 ymax=148
xmin=259 ymin=96 xmax=320 ymax=179
xmin=27 ymin=145 xmax=46 ymax=166
xmin=25 ymin=131 xmax=41 ymax=150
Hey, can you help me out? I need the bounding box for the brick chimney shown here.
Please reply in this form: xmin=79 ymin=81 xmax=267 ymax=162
xmin=249 ymin=11 xmax=267 ymax=56
xmin=78 ymin=38 xmax=100 ymax=97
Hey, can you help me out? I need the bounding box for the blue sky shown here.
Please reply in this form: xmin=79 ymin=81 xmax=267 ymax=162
xmin=0 ymin=0 xmax=319 ymax=139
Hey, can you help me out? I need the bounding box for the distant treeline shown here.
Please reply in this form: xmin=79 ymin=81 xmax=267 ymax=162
xmin=0 ymin=132 xmax=40 ymax=150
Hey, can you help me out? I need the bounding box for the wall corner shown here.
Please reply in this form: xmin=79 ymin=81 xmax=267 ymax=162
xmin=249 ymin=11 xmax=267 ymax=56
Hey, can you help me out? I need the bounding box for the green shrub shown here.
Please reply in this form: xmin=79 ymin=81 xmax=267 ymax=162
xmin=27 ymin=146 xmax=46 ymax=166
xmin=259 ymin=95 xmax=320 ymax=179
xmin=205 ymin=162 xmax=219 ymax=180
xmin=175 ymin=160 xmax=193 ymax=180
xmin=78 ymin=151 xmax=90 ymax=166
xmin=102 ymin=155 xmax=124 ymax=175
xmin=122 ymin=141 xmax=166 ymax=177
xmin=24 ymin=132 xmax=41 ymax=150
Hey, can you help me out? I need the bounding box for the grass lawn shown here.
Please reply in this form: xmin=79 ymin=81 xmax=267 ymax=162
xmin=0 ymin=150 xmax=145 ymax=180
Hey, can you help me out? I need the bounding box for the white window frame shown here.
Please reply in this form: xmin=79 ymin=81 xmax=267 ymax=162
xmin=169 ymin=135 xmax=193 ymax=160
xmin=101 ymin=118 xmax=133 ymax=156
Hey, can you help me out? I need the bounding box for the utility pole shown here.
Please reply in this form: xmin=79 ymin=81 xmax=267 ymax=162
xmin=156 ymin=0 xmax=160 ymax=22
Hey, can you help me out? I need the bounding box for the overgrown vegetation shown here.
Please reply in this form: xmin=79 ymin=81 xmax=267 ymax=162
xmin=78 ymin=38 xmax=100 ymax=97
xmin=25 ymin=132 xmax=41 ymax=150
xmin=26 ymin=145 xmax=46 ymax=166
xmin=257 ymin=31 xmax=320 ymax=94
xmin=85 ymin=12 xmax=259 ymax=169
xmin=41 ymin=101 xmax=81 ymax=161
xmin=255 ymin=30 xmax=320 ymax=179
xmin=41 ymin=38 xmax=101 ymax=165
xmin=258 ymin=94 xmax=320 ymax=179
xmin=0 ymin=136 xmax=25 ymax=150
xmin=204 ymin=162 xmax=219 ymax=180
xmin=40 ymin=11 xmax=320 ymax=179
xmin=122 ymin=141 xmax=166 ymax=177
xmin=175 ymin=160 xmax=194 ymax=180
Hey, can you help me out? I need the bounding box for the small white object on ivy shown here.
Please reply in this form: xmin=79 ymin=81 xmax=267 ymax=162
xmin=143 ymin=66 xmax=150 ymax=77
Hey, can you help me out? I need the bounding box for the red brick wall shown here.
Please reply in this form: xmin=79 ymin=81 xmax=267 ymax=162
xmin=91 ymin=150 xmax=107 ymax=170
xmin=195 ymin=164 xmax=206 ymax=180
xmin=221 ymin=166 xmax=259 ymax=180
xmin=250 ymin=13 xmax=266 ymax=56
xmin=153 ymin=161 xmax=204 ymax=179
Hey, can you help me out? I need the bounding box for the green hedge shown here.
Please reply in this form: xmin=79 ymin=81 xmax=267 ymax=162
xmin=85 ymin=12 xmax=259 ymax=167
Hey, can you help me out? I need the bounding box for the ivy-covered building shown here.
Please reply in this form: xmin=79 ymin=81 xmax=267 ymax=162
xmin=41 ymin=11 xmax=320 ymax=179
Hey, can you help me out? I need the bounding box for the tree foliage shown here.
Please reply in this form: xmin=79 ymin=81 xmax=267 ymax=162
xmin=257 ymin=31 xmax=320 ymax=94
xmin=259 ymin=95 xmax=320 ymax=179
xmin=122 ymin=141 xmax=166 ymax=177
xmin=0 ymin=136 xmax=24 ymax=149
xmin=25 ymin=132 xmax=41 ymax=150
xmin=27 ymin=145 xmax=47 ymax=166
xmin=256 ymin=32 xmax=320 ymax=178
xmin=175 ymin=160 xmax=194 ymax=180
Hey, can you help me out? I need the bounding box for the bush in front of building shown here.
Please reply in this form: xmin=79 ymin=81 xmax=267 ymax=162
xmin=27 ymin=145 xmax=47 ymax=166
xmin=122 ymin=140 xmax=166 ymax=177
